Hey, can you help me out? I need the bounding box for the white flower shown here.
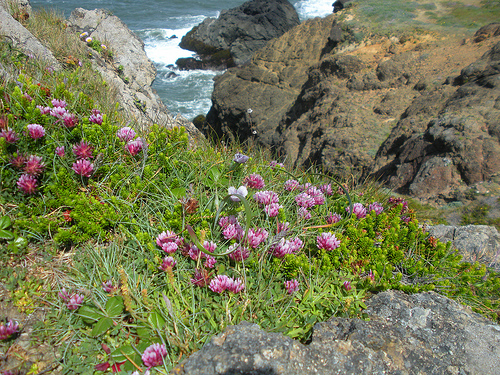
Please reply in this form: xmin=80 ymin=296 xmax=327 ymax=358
xmin=228 ymin=186 xmax=248 ymax=202
xmin=247 ymin=108 xmax=253 ymax=114
xmin=85 ymin=37 xmax=93 ymax=43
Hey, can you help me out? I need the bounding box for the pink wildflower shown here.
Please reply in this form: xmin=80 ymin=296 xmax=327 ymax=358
xmin=222 ymin=223 xmax=244 ymax=241
xmin=284 ymin=279 xmax=299 ymax=295
xmin=271 ymin=237 xmax=303 ymax=258
xmin=228 ymin=243 xmax=250 ymax=262
xmin=116 ymin=126 xmax=136 ymax=142
xmin=269 ymin=160 xmax=284 ymax=168
xmin=51 ymin=98 xmax=67 ymax=108
xmin=27 ymin=124 xmax=45 ymax=139
xmin=62 ymin=112 xmax=78 ymax=128
xmin=346 ymin=203 xmax=367 ymax=219
xmin=277 ymin=221 xmax=289 ymax=233
xmin=17 ymin=174 xmax=38 ymax=194
xmin=306 ymin=186 xmax=325 ymax=206
xmin=367 ymin=269 xmax=375 ymax=282
xmin=388 ymin=197 xmax=409 ymax=214
xmin=209 ymin=275 xmax=245 ymax=293
xmin=326 ymin=212 xmax=341 ymax=224
xmin=0 ymin=319 xmax=19 ymax=340
xmin=243 ymin=173 xmax=265 ymax=189
xmin=190 ymin=268 xmax=212 ymax=287
xmin=55 ymin=146 xmax=65 ymax=157
xmin=343 ymin=281 xmax=352 ymax=291
xmin=72 ymin=159 xmax=94 ymax=177
xmin=264 ymin=202 xmax=282 ymax=217
xmin=204 ymin=255 xmax=217 ymax=268
xmin=24 ymin=155 xmax=45 ymax=176
xmin=102 ymin=280 xmax=114 ymax=293
xmin=36 ymin=105 xmax=51 ymax=114
xmin=125 ymin=138 xmax=147 ymax=156
xmin=23 ymin=93 xmax=33 ymax=101
xmin=316 ymin=232 xmax=341 ymax=251
xmin=0 ymin=129 xmax=19 ymax=143
xmin=58 ymin=287 xmax=72 ymax=302
xmin=9 ymin=153 xmax=26 ymax=169
xmin=253 ymin=190 xmax=279 ymax=206
xmin=320 ymin=183 xmax=333 ymax=196
xmin=297 ymin=207 xmax=312 ymax=220
xmin=50 ymin=106 xmax=67 ymax=118
xmin=159 ymin=256 xmax=177 ymax=271
xmin=142 ymin=343 xmax=167 ymax=368
xmin=219 ymin=215 xmax=239 ymax=229
xmin=246 ymin=227 xmax=269 ymax=248
xmin=368 ymin=202 xmax=384 ymax=215
xmin=67 ymin=293 xmax=84 ymax=310
xmin=89 ymin=109 xmax=103 ymax=125
xmin=73 ymin=140 xmax=94 ymax=159
xmin=284 ymin=179 xmax=301 ymax=192
xmin=295 ymin=192 xmax=315 ymax=208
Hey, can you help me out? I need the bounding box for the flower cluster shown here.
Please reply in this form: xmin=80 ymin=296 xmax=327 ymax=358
xmin=0 ymin=319 xmax=19 ymax=340
xmin=0 ymin=128 xmax=19 ymax=143
xmin=270 ymin=237 xmax=303 ymax=258
xmin=253 ymin=190 xmax=282 ymax=217
xmin=102 ymin=280 xmax=115 ymax=293
xmin=125 ymin=138 xmax=147 ymax=156
xmin=116 ymin=126 xmax=136 ymax=142
xmin=17 ymin=173 xmax=38 ymax=194
xmin=59 ymin=288 xmax=84 ymax=310
xmin=159 ymin=256 xmax=177 ymax=271
xmin=233 ymin=152 xmax=249 ymax=164
xmin=209 ymin=275 xmax=245 ymax=293
xmin=72 ymin=159 xmax=94 ymax=177
xmin=142 ymin=343 xmax=167 ymax=368
xmin=27 ymin=123 xmax=45 ymax=139
xmin=243 ymin=173 xmax=265 ymax=189
xmin=89 ymin=109 xmax=103 ymax=125
xmin=284 ymin=279 xmax=299 ymax=295
xmin=317 ymin=232 xmax=341 ymax=251
xmin=346 ymin=203 xmax=367 ymax=219
xmin=156 ymin=230 xmax=184 ymax=254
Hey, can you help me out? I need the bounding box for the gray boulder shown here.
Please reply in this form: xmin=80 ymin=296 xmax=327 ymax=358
xmin=67 ymin=8 xmax=201 ymax=139
xmin=179 ymin=0 xmax=300 ymax=68
xmin=174 ymin=290 xmax=500 ymax=374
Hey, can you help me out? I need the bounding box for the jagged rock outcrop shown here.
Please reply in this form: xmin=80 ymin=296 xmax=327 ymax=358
xmin=173 ymin=290 xmax=500 ymax=374
xmin=0 ymin=0 xmax=59 ymax=68
xmin=205 ymin=10 xmax=500 ymax=201
xmin=178 ymin=0 xmax=300 ymax=69
xmin=66 ymin=8 xmax=201 ymax=139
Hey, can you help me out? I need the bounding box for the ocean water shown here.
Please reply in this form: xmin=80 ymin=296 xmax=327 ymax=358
xmin=30 ymin=0 xmax=334 ymax=120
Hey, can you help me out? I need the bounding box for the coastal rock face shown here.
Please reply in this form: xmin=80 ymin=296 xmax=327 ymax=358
xmin=0 ymin=1 xmax=59 ymax=68
xmin=205 ymin=14 xmax=500 ymax=202
xmin=179 ymin=0 xmax=300 ymax=69
xmin=174 ymin=290 xmax=500 ymax=374
xmin=66 ymin=8 xmax=201 ymax=138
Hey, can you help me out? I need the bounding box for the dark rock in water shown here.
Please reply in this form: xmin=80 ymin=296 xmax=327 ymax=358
xmin=176 ymin=49 xmax=236 ymax=71
xmin=173 ymin=290 xmax=500 ymax=374
xmin=179 ymin=0 xmax=300 ymax=69
xmin=166 ymin=71 xmax=178 ymax=79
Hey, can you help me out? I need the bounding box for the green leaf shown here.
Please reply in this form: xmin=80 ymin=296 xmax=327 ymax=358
xmin=0 ymin=216 xmax=11 ymax=230
xmin=91 ymin=317 xmax=113 ymax=337
xmin=148 ymin=311 xmax=166 ymax=330
xmin=171 ymin=187 xmax=186 ymax=199
xmin=0 ymin=229 xmax=14 ymax=240
xmin=110 ymin=344 xmax=136 ymax=363
xmin=78 ymin=305 xmax=104 ymax=324
xmin=105 ymin=296 xmax=124 ymax=317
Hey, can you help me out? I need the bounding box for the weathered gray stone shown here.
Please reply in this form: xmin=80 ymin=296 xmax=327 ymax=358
xmin=427 ymin=224 xmax=500 ymax=270
xmin=173 ymin=290 xmax=500 ymax=374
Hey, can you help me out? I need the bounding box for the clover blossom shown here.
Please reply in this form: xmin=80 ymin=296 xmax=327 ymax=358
xmin=271 ymin=237 xmax=303 ymax=258
xmin=89 ymin=109 xmax=103 ymax=125
xmin=102 ymin=280 xmax=114 ymax=293
xmin=284 ymin=279 xmax=299 ymax=295
xmin=346 ymin=203 xmax=367 ymax=219
xmin=55 ymin=146 xmax=65 ymax=157
xmin=388 ymin=197 xmax=409 ymax=214
xmin=253 ymin=190 xmax=279 ymax=206
xmin=125 ymin=138 xmax=147 ymax=156
xmin=228 ymin=185 xmax=248 ymax=202
xmin=159 ymin=256 xmax=177 ymax=271
xmin=51 ymin=98 xmax=67 ymax=108
xmin=9 ymin=153 xmax=26 ymax=169
xmin=233 ymin=152 xmax=249 ymax=164
xmin=27 ymin=124 xmax=45 ymax=139
xmin=326 ymin=212 xmax=341 ymax=224
xmin=218 ymin=215 xmax=239 ymax=229
xmin=62 ymin=112 xmax=78 ymax=128
xmin=17 ymin=174 xmax=38 ymax=194
xmin=306 ymin=186 xmax=325 ymax=205
xmin=228 ymin=243 xmax=250 ymax=262
xmin=243 ymin=173 xmax=265 ymax=189
xmin=246 ymin=227 xmax=269 ymax=248
xmin=295 ymin=192 xmax=316 ymax=208
xmin=0 ymin=319 xmax=19 ymax=340
xmin=24 ymin=155 xmax=45 ymax=176
xmin=222 ymin=223 xmax=244 ymax=241
xmin=73 ymin=140 xmax=94 ymax=159
xmin=50 ymin=106 xmax=67 ymax=118
xmin=343 ymin=281 xmax=352 ymax=291
xmin=0 ymin=128 xmax=19 ymax=143
xmin=269 ymin=160 xmax=284 ymax=168
xmin=209 ymin=275 xmax=245 ymax=293
xmin=190 ymin=268 xmax=212 ymax=287
xmin=264 ymin=202 xmax=282 ymax=217
xmin=320 ymin=184 xmax=333 ymax=196
xmin=59 ymin=288 xmax=84 ymax=310
xmin=317 ymin=232 xmax=341 ymax=251
xmin=297 ymin=207 xmax=312 ymax=220
xmin=142 ymin=343 xmax=167 ymax=368
xmin=156 ymin=230 xmax=183 ymax=254
xmin=36 ymin=105 xmax=51 ymax=114
xmin=72 ymin=159 xmax=94 ymax=177
xmin=284 ymin=179 xmax=300 ymax=192
xmin=116 ymin=126 xmax=136 ymax=142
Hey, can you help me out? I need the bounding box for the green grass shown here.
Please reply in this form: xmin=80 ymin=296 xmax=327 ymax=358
xmin=0 ymin=5 xmax=499 ymax=375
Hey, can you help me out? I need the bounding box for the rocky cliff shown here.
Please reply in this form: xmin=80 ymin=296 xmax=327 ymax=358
xmin=203 ymin=2 xmax=500 ymax=205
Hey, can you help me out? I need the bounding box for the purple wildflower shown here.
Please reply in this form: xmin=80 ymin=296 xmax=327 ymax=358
xmin=388 ymin=197 xmax=409 ymax=214
xmin=228 ymin=185 xmax=248 ymax=202
xmin=264 ymin=203 xmax=282 ymax=217
xmin=246 ymin=227 xmax=269 ymax=248
xmin=297 ymin=207 xmax=312 ymax=220
xmin=67 ymin=293 xmax=84 ymax=310
xmin=190 ymin=268 xmax=212 ymax=287
xmin=125 ymin=138 xmax=147 ymax=156
xmin=24 ymin=155 xmax=45 ymax=176
xmin=58 ymin=287 xmax=72 ymax=302
xmin=0 ymin=128 xmax=19 ymax=143
xmin=89 ymin=109 xmax=103 ymax=125
xmin=159 ymin=256 xmax=177 ymax=271
xmin=346 ymin=203 xmax=367 ymax=219
xmin=55 ymin=146 xmax=65 ymax=157
xmin=306 ymin=186 xmax=325 ymax=206
xmin=271 ymin=237 xmax=303 ymax=258
xmin=17 ymin=174 xmax=38 ymax=194
xmin=368 ymin=202 xmax=384 ymax=215
xmin=295 ymin=192 xmax=316 ymax=208
xmin=326 ymin=212 xmax=341 ymax=224
xmin=23 ymin=93 xmax=33 ymax=102
xmin=222 ymin=223 xmax=244 ymax=241
xmin=367 ymin=269 xmax=375 ymax=283
xmin=343 ymin=281 xmax=352 ymax=291
xmin=219 ymin=215 xmax=239 ymax=229
xmin=317 ymin=232 xmax=341 ymax=251
xmin=269 ymin=160 xmax=284 ymax=168
xmin=62 ymin=112 xmax=78 ymax=128
xmin=51 ymin=98 xmax=67 ymax=108
xmin=116 ymin=126 xmax=136 ymax=142
xmin=243 ymin=173 xmax=265 ymax=189
xmin=9 ymin=153 xmax=26 ymax=169
xmin=320 ymin=184 xmax=333 ymax=196
xmin=50 ymin=106 xmax=67 ymax=118
xmin=253 ymin=190 xmax=279 ymax=206
xmin=27 ymin=124 xmax=45 ymax=139
xmin=284 ymin=279 xmax=299 ymax=295
xmin=142 ymin=343 xmax=167 ymax=368
xmin=73 ymin=140 xmax=94 ymax=159
xmin=0 ymin=319 xmax=19 ymax=340
xmin=102 ymin=280 xmax=114 ymax=293
xmin=284 ymin=179 xmax=301 ymax=192
xmin=36 ymin=105 xmax=51 ymax=114
xmin=209 ymin=275 xmax=245 ymax=293
xmin=72 ymin=159 xmax=94 ymax=177
xmin=228 ymin=244 xmax=251 ymax=262
xmin=233 ymin=152 xmax=249 ymax=164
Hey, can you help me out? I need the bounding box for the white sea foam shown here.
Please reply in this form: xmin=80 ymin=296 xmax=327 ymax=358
xmin=295 ymin=0 xmax=334 ymax=20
